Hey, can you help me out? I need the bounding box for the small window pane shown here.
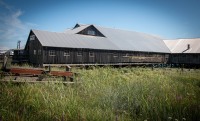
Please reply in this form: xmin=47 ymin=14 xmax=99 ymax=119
xmin=64 ymin=50 xmax=70 ymax=56
xmin=33 ymin=50 xmax=36 ymax=55
xmin=49 ymin=50 xmax=55 ymax=56
xmin=113 ymin=53 xmax=118 ymax=57
xmin=77 ymin=52 xmax=82 ymax=56
xmin=38 ymin=50 xmax=41 ymax=55
xmin=30 ymin=35 xmax=35 ymax=40
xmin=122 ymin=53 xmax=129 ymax=57
xmin=89 ymin=52 xmax=94 ymax=57
xmin=87 ymin=30 xmax=95 ymax=35
xmin=122 ymin=53 xmax=126 ymax=57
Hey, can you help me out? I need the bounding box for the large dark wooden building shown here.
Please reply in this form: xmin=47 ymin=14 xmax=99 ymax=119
xmin=164 ymin=38 xmax=200 ymax=67
xmin=24 ymin=24 xmax=171 ymax=66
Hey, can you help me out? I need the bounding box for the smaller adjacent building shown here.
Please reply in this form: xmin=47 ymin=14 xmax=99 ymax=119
xmin=164 ymin=38 xmax=200 ymax=67
xmin=12 ymin=49 xmax=28 ymax=63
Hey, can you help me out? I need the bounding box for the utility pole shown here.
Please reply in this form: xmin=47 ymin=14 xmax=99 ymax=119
xmin=17 ymin=40 xmax=21 ymax=49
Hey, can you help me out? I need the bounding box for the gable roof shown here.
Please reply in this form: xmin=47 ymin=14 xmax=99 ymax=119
xmin=164 ymin=38 xmax=200 ymax=53
xmin=66 ymin=24 xmax=90 ymax=34
xmin=32 ymin=30 xmax=119 ymax=50
xmin=31 ymin=24 xmax=170 ymax=53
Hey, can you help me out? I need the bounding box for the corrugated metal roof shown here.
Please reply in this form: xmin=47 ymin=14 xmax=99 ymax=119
xmin=95 ymin=26 xmax=170 ymax=53
xmin=164 ymin=38 xmax=200 ymax=53
xmin=65 ymin=24 xmax=90 ymax=34
xmin=32 ymin=30 xmax=119 ymax=50
xmin=32 ymin=24 xmax=171 ymax=53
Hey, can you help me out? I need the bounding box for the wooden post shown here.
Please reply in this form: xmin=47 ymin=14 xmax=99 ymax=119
xmin=2 ymin=55 xmax=8 ymax=70
xmin=66 ymin=65 xmax=71 ymax=72
xmin=181 ymin=64 xmax=184 ymax=72
xmin=48 ymin=65 xmax=51 ymax=72
xmin=70 ymin=77 xmax=73 ymax=82
xmin=151 ymin=64 xmax=154 ymax=71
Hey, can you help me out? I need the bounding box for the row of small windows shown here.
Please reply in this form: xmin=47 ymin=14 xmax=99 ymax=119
xmin=43 ymin=50 xmax=94 ymax=57
xmin=33 ymin=50 xmax=41 ymax=55
xmin=35 ymin=50 xmax=100 ymax=56
xmin=34 ymin=50 xmax=160 ymax=57
xmin=33 ymin=50 xmax=133 ymax=57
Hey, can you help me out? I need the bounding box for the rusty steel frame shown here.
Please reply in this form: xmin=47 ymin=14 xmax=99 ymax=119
xmin=1 ymin=55 xmax=75 ymax=82
xmin=9 ymin=68 xmax=44 ymax=76
xmin=1 ymin=67 xmax=74 ymax=81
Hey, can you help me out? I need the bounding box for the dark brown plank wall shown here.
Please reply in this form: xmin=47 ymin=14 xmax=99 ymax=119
xmin=42 ymin=47 xmax=168 ymax=65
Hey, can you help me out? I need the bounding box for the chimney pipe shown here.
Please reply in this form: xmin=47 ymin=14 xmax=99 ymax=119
xmin=187 ymin=44 xmax=190 ymax=50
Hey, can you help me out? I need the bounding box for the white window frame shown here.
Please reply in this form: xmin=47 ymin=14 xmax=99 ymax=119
xmin=77 ymin=51 xmax=82 ymax=56
xmin=30 ymin=35 xmax=35 ymax=40
xmin=33 ymin=50 xmax=36 ymax=55
xmin=89 ymin=52 xmax=94 ymax=57
xmin=49 ymin=50 xmax=56 ymax=56
xmin=64 ymin=50 xmax=70 ymax=56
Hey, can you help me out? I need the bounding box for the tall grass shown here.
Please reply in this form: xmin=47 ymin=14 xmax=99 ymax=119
xmin=0 ymin=67 xmax=200 ymax=121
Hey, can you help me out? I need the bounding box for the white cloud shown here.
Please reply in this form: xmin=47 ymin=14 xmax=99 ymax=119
xmin=0 ymin=0 xmax=12 ymax=11
xmin=0 ymin=0 xmax=37 ymax=49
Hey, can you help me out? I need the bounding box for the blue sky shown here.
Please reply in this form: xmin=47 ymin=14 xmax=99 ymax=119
xmin=0 ymin=0 xmax=200 ymax=49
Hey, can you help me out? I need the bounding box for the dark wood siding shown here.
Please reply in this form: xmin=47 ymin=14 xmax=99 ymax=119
xmin=25 ymin=31 xmax=43 ymax=66
xmin=42 ymin=47 xmax=168 ymax=65
xmin=169 ymin=54 xmax=200 ymax=65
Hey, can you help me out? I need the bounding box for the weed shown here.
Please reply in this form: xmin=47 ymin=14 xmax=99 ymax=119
xmin=0 ymin=67 xmax=199 ymax=121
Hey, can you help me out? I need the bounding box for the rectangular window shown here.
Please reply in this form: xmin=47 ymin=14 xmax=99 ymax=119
xmin=77 ymin=51 xmax=82 ymax=56
xmin=49 ymin=50 xmax=55 ymax=56
xmin=30 ymin=35 xmax=35 ymax=40
xmin=113 ymin=53 xmax=118 ymax=57
xmin=33 ymin=50 xmax=36 ymax=55
xmin=87 ymin=30 xmax=95 ymax=35
xmin=38 ymin=50 xmax=41 ymax=55
xmin=122 ymin=53 xmax=126 ymax=57
xmin=64 ymin=50 xmax=70 ymax=56
xmin=89 ymin=52 xmax=94 ymax=57
xmin=122 ymin=53 xmax=129 ymax=57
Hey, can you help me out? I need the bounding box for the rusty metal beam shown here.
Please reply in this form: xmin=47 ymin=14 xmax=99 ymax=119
xmin=9 ymin=68 xmax=44 ymax=75
xmin=49 ymin=71 xmax=73 ymax=77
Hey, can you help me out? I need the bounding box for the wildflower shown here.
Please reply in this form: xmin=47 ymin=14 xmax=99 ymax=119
xmin=182 ymin=118 xmax=186 ymax=120
xmin=168 ymin=117 xmax=172 ymax=120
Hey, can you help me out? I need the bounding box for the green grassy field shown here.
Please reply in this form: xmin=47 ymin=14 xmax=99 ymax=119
xmin=0 ymin=67 xmax=200 ymax=121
